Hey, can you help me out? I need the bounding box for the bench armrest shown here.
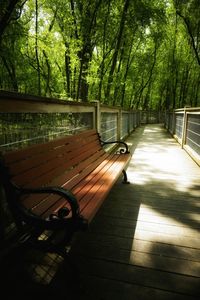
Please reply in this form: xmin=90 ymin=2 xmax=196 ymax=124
xmin=13 ymin=185 xmax=85 ymax=230
xmin=19 ymin=186 xmax=79 ymax=217
xmin=100 ymin=140 xmax=130 ymax=154
xmin=97 ymin=132 xmax=130 ymax=154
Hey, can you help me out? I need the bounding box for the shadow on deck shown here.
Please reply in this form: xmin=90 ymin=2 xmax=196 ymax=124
xmin=1 ymin=124 xmax=200 ymax=300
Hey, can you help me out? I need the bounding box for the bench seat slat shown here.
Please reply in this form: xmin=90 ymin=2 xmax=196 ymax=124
xmin=34 ymin=153 xmax=117 ymax=218
xmin=23 ymin=151 xmax=110 ymax=213
xmin=31 ymin=153 xmax=130 ymax=220
xmin=78 ymin=154 xmax=131 ymax=221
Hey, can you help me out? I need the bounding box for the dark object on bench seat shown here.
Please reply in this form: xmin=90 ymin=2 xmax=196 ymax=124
xmin=0 ymin=129 xmax=131 ymax=256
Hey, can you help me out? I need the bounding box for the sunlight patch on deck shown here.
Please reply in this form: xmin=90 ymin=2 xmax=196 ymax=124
xmin=127 ymin=144 xmax=199 ymax=194
xmin=129 ymin=203 xmax=200 ymax=274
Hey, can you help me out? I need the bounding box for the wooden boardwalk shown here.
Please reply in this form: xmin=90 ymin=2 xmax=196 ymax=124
xmin=63 ymin=124 xmax=200 ymax=300
xmin=2 ymin=124 xmax=199 ymax=300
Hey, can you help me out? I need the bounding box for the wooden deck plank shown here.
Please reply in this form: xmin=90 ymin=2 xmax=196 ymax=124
xmin=71 ymin=255 xmax=200 ymax=297
xmin=76 ymin=275 xmax=198 ymax=300
xmin=67 ymin=124 xmax=200 ymax=300
xmin=72 ymin=232 xmax=200 ymax=262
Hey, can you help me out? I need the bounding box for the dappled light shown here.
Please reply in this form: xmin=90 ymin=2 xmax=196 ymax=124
xmin=69 ymin=124 xmax=200 ymax=299
xmin=127 ymin=126 xmax=199 ymax=194
xmin=131 ymin=203 xmax=200 ymax=255
xmin=123 ymin=125 xmax=200 ymax=282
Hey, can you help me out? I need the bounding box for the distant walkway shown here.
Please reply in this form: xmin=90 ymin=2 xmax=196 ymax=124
xmin=57 ymin=124 xmax=200 ymax=300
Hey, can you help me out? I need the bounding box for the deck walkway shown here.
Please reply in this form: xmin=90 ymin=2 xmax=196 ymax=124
xmin=1 ymin=124 xmax=200 ymax=300
xmin=63 ymin=124 xmax=200 ymax=300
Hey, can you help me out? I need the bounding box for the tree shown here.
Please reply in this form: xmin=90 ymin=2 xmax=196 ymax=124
xmin=0 ymin=0 xmax=27 ymax=39
xmin=0 ymin=0 xmax=199 ymax=108
xmin=174 ymin=0 xmax=200 ymax=66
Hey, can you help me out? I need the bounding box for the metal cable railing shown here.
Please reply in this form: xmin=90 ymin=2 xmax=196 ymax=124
xmin=165 ymin=108 xmax=200 ymax=166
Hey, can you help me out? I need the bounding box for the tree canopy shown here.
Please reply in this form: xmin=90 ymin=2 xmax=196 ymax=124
xmin=0 ymin=0 xmax=199 ymax=109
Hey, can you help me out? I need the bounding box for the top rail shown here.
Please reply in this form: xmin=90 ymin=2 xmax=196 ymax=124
xmin=0 ymin=91 xmax=141 ymax=151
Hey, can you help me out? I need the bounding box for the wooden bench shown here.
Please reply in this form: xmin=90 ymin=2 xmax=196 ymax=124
xmin=0 ymin=129 xmax=131 ymax=256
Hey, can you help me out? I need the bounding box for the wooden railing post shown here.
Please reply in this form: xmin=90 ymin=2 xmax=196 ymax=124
xmin=92 ymin=100 xmax=100 ymax=132
xmin=181 ymin=108 xmax=188 ymax=148
xmin=129 ymin=111 xmax=131 ymax=132
xmin=117 ymin=107 xmax=122 ymax=140
xmin=172 ymin=110 xmax=176 ymax=135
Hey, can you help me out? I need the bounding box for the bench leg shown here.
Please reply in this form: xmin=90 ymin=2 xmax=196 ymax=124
xmin=122 ymin=170 xmax=130 ymax=184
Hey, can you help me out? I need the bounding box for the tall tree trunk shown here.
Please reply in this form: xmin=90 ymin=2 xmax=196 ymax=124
xmin=77 ymin=45 xmax=91 ymax=101
xmin=176 ymin=11 xmax=200 ymax=66
xmin=76 ymin=0 xmax=102 ymax=102
xmin=105 ymin=0 xmax=130 ymax=101
xmin=181 ymin=66 xmax=190 ymax=107
xmin=0 ymin=0 xmax=19 ymax=39
xmin=72 ymin=67 xmax=77 ymax=100
xmin=43 ymin=50 xmax=51 ymax=96
xmin=121 ymin=35 xmax=135 ymax=107
xmin=138 ymin=42 xmax=157 ymax=105
xmin=171 ymin=14 xmax=178 ymax=109
xmin=35 ymin=0 xmax=41 ymax=95
xmin=193 ymin=73 xmax=200 ymax=106
xmin=65 ymin=43 xmax=71 ymax=98
xmin=97 ymin=0 xmax=111 ymax=102
xmin=112 ymin=43 xmax=125 ymax=106
xmin=1 ymin=56 xmax=18 ymax=91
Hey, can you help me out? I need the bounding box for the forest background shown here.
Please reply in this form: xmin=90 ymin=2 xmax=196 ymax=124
xmin=0 ymin=0 xmax=200 ymax=110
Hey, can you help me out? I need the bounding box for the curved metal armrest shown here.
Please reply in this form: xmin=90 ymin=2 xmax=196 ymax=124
xmin=101 ymin=140 xmax=130 ymax=154
xmin=14 ymin=185 xmax=84 ymax=229
xmin=17 ymin=186 xmax=80 ymax=218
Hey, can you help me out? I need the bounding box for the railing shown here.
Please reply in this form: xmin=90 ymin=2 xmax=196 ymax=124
xmin=0 ymin=91 xmax=141 ymax=152
xmin=165 ymin=107 xmax=200 ymax=166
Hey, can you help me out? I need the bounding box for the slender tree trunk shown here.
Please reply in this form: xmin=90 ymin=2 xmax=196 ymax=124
xmin=43 ymin=50 xmax=51 ymax=96
xmin=0 ymin=0 xmax=19 ymax=39
xmin=113 ymin=43 xmax=124 ymax=106
xmin=143 ymin=80 xmax=152 ymax=110
xmin=138 ymin=42 xmax=157 ymax=105
xmin=72 ymin=67 xmax=77 ymax=100
xmin=193 ymin=73 xmax=200 ymax=106
xmin=65 ymin=43 xmax=71 ymax=98
xmin=172 ymin=14 xmax=178 ymax=109
xmin=105 ymin=0 xmax=130 ymax=101
xmin=2 ymin=56 xmax=18 ymax=91
xmin=181 ymin=67 xmax=190 ymax=107
xmin=35 ymin=0 xmax=41 ymax=95
xmin=98 ymin=0 xmax=111 ymax=101
xmin=121 ymin=35 xmax=135 ymax=107
xmin=176 ymin=11 xmax=200 ymax=66
xmin=76 ymin=0 xmax=102 ymax=101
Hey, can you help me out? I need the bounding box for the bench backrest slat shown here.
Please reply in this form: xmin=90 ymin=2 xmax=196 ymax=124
xmin=4 ymin=129 xmax=98 ymax=164
xmin=9 ymin=133 xmax=99 ymax=176
xmin=11 ymin=139 xmax=101 ymax=186
xmin=4 ymin=130 xmax=102 ymax=188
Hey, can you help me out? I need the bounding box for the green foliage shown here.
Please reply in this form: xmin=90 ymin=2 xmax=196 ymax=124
xmin=0 ymin=0 xmax=199 ymax=108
